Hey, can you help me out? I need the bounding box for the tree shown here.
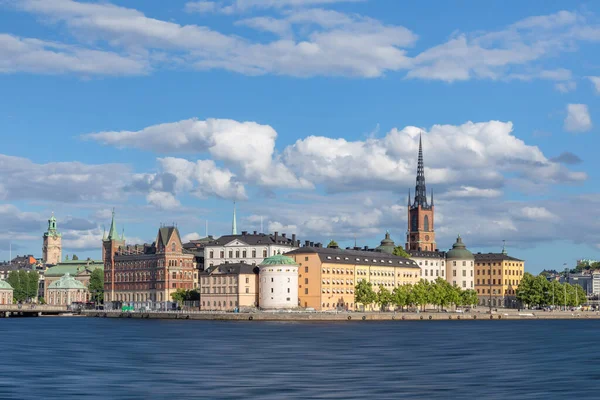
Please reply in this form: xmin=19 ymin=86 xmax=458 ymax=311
xmin=376 ymin=285 xmax=392 ymax=311
xmin=72 ymin=254 xmax=79 ymax=261
xmin=171 ymin=288 xmax=188 ymax=303
xmin=461 ymin=289 xmax=479 ymax=307
xmin=392 ymin=246 xmax=411 ymax=259
xmin=27 ymin=271 xmax=39 ymax=300
xmin=89 ymin=269 xmax=104 ymax=303
xmin=6 ymin=271 xmax=21 ymax=301
xmin=516 ymin=272 xmax=535 ymax=306
xmin=327 ymin=240 xmax=339 ymax=248
xmin=411 ymin=279 xmax=429 ymax=311
xmin=392 ymin=285 xmax=410 ymax=311
xmin=18 ymin=270 xmax=30 ymax=301
xmin=355 ymin=280 xmax=376 ymax=311
xmin=447 ymin=284 xmax=461 ymax=309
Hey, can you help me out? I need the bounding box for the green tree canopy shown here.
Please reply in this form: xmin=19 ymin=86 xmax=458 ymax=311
xmin=89 ymin=268 xmax=104 ymax=303
xmin=27 ymin=271 xmax=39 ymax=300
xmin=327 ymin=240 xmax=339 ymax=248
xmin=392 ymin=246 xmax=411 ymax=259
xmin=377 ymin=285 xmax=393 ymax=311
xmin=72 ymin=254 xmax=79 ymax=261
xmin=355 ymin=280 xmax=376 ymax=310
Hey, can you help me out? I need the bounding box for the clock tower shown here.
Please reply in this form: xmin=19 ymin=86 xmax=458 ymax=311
xmin=42 ymin=213 xmax=62 ymax=265
xmin=406 ymin=135 xmax=436 ymax=252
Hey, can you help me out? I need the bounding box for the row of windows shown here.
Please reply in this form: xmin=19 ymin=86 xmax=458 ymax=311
xmin=423 ymin=269 xmax=445 ymax=277
xmin=326 ymin=256 xmax=412 ymax=265
xmin=476 ymin=288 xmax=516 ymax=295
xmin=110 ymin=271 xmax=194 ymax=282
xmin=116 ymin=259 xmax=193 ymax=269
xmin=418 ymin=260 xmax=445 ymax=267
xmin=202 ymin=300 xmax=238 ymax=307
xmin=323 ymin=302 xmax=353 ymax=308
xmin=322 ymin=288 xmax=354 ymax=294
xmin=476 ymin=269 xmax=524 ymax=276
xmin=356 ymin=270 xmax=417 ymax=278
xmin=476 ymin=262 xmax=523 ymax=267
xmin=476 ymin=279 xmax=521 ymax=286
xmin=112 ymin=292 xmax=164 ymax=302
xmin=210 ymin=249 xmax=284 ymax=259
xmin=322 ymin=279 xmax=354 ymax=285
xmin=450 ymin=280 xmax=473 ymax=288
xmin=201 ymin=287 xmax=251 ymax=294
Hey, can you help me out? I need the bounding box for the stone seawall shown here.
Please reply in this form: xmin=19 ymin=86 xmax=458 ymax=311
xmin=82 ymin=310 xmax=600 ymax=321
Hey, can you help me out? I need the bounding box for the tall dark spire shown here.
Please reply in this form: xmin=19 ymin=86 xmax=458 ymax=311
xmin=413 ymin=133 xmax=429 ymax=208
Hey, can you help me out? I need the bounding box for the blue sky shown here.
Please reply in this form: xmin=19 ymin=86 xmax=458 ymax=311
xmin=1 ymin=0 xmax=600 ymax=273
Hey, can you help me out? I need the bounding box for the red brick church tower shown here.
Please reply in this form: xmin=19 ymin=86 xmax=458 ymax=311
xmin=406 ymin=135 xmax=436 ymax=251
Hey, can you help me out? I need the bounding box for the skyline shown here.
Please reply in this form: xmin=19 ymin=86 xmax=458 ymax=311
xmin=2 ymin=0 xmax=600 ymax=273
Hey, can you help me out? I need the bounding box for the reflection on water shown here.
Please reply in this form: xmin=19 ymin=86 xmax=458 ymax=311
xmin=0 ymin=318 xmax=599 ymax=399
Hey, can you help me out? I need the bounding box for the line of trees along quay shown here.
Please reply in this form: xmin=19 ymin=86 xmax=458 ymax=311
xmin=516 ymin=272 xmax=587 ymax=308
xmin=355 ymin=278 xmax=479 ymax=311
xmin=6 ymin=270 xmax=39 ymax=303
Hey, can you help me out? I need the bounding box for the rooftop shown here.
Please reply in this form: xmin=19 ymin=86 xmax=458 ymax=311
xmin=286 ymin=247 xmax=420 ymax=268
xmin=45 ymin=261 xmax=103 ymax=277
xmin=48 ymin=273 xmax=87 ymax=290
xmin=474 ymin=253 xmax=523 ymax=262
xmin=206 ymin=231 xmax=298 ymax=247
xmin=201 ymin=263 xmax=259 ymax=275
xmin=408 ymin=250 xmax=446 ymax=259
xmin=260 ymin=254 xmax=297 ymax=267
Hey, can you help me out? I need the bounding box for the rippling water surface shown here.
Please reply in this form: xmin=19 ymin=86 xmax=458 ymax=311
xmin=0 ymin=317 xmax=599 ymax=399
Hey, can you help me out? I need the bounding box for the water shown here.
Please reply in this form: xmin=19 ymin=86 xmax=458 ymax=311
xmin=0 ymin=318 xmax=598 ymax=399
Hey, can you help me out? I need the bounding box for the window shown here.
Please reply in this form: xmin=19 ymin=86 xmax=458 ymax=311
xmin=171 ymin=243 xmax=176 ymax=252
xmin=462 ymin=270 xmax=466 ymax=277
xmin=287 ymin=288 xmax=290 ymax=293
xmin=453 ymin=261 xmax=457 ymax=267
xmin=287 ymin=278 xmax=290 ymax=283
xmin=172 ymin=272 xmax=176 ymax=279
xmin=305 ymin=266 xmax=308 ymax=273
xmin=245 ymin=277 xmax=249 ymax=284
xmin=453 ymin=270 xmax=456 ymax=277
xmin=245 ymin=288 xmax=249 ymax=293
xmin=271 ymin=278 xmax=274 ymax=283
xmin=462 ymin=281 xmax=466 ymax=288
xmin=425 ymin=270 xmax=428 ymax=276
xmin=220 ymin=251 xmax=224 ymax=258
xmin=235 ymin=250 xmax=240 ymax=258
xmin=252 ymin=250 xmax=256 ymax=257
xmin=242 ymin=251 xmax=247 ymax=258
xmin=304 ymin=288 xmax=308 ymax=295
xmin=209 ymin=251 xmax=214 ymax=258
xmin=263 ymin=250 xmax=267 ymax=257
xmin=424 ymin=215 xmax=430 ymax=231
xmin=229 ymin=251 xmax=233 ymax=258
xmin=305 ymin=278 xmax=308 ymax=284
xmin=271 ymin=288 xmax=274 ymax=293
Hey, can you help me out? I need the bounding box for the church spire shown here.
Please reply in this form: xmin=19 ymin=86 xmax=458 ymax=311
xmin=107 ymin=208 xmax=118 ymax=240
xmin=413 ymin=132 xmax=429 ymax=208
xmin=232 ymin=202 xmax=237 ymax=235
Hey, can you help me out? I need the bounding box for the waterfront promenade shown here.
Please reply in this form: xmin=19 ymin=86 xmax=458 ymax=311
xmin=82 ymin=309 xmax=600 ymax=321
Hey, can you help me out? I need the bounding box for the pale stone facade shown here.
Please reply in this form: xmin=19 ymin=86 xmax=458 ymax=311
xmin=47 ymin=273 xmax=89 ymax=305
xmin=199 ymin=263 xmax=259 ymax=311
xmin=445 ymin=236 xmax=475 ymax=290
xmin=0 ymin=280 xmax=13 ymax=304
xmin=258 ymin=255 xmax=299 ymax=310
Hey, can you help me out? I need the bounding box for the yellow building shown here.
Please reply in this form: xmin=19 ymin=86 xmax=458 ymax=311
xmin=286 ymin=246 xmax=421 ymax=311
xmin=474 ymin=249 xmax=524 ymax=308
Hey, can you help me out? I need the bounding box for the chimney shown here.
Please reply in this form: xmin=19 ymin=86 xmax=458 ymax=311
xmin=305 ymin=240 xmax=310 ymax=247
xmin=242 ymin=231 xmax=247 ymax=236
xmin=253 ymin=231 xmax=257 ymax=235
xmin=310 ymin=241 xmax=314 ymax=247
xmin=364 ymin=246 xmax=369 ymax=250
xmin=282 ymin=233 xmax=286 ymax=239
xmin=292 ymin=234 xmax=296 ymax=244
xmin=274 ymin=231 xmax=279 ymax=243
xmin=315 ymin=243 xmax=321 ymax=248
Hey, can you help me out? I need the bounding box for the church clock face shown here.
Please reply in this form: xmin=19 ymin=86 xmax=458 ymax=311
xmin=425 ymin=235 xmax=430 ymax=241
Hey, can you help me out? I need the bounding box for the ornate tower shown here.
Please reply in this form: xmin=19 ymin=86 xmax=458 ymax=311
xmin=102 ymin=209 xmax=125 ymax=303
xmin=42 ymin=213 xmax=62 ymax=265
xmin=406 ymin=135 xmax=436 ymax=252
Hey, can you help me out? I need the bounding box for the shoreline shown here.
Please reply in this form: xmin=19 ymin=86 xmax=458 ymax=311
xmin=81 ymin=310 xmax=600 ymax=321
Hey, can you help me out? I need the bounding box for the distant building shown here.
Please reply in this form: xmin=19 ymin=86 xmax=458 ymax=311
xmin=183 ymin=235 xmax=215 ymax=273
xmin=474 ymin=245 xmax=524 ymax=308
xmin=445 ymin=235 xmax=475 ymax=290
xmin=409 ymin=249 xmax=446 ymax=282
xmin=258 ymin=254 xmax=299 ymax=310
xmin=286 ymin=246 xmax=420 ymax=311
xmin=0 ymin=280 xmax=13 ymax=305
xmin=203 ymin=231 xmax=299 ymax=269
xmin=44 ymin=259 xmax=103 ymax=300
xmin=103 ymin=211 xmax=196 ymax=305
xmin=199 ymin=263 xmax=259 ymax=311
xmin=42 ymin=213 xmax=62 ymax=265
xmin=46 ymin=273 xmax=88 ymax=306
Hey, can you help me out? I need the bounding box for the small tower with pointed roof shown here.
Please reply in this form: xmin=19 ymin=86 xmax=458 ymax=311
xmin=42 ymin=212 xmax=62 ymax=265
xmin=102 ymin=209 xmax=125 ymax=303
xmin=406 ymin=134 xmax=436 ymax=252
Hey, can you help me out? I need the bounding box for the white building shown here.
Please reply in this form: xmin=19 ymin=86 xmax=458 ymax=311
xmin=258 ymin=254 xmax=299 ymax=310
xmin=445 ymin=235 xmax=475 ymax=290
xmin=408 ymin=250 xmax=446 ymax=282
xmin=203 ymin=231 xmax=299 ymax=269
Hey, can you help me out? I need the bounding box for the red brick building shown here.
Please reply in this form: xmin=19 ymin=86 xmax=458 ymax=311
xmin=103 ymin=211 xmax=196 ymax=305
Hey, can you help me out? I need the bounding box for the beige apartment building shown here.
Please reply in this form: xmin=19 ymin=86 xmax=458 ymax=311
xmin=199 ymin=263 xmax=259 ymax=311
xmin=475 ymin=248 xmax=525 ymax=308
xmin=286 ymin=246 xmax=421 ymax=311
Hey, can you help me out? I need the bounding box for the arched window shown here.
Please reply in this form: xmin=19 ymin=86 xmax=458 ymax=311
xmin=171 ymin=243 xmax=176 ymax=252
xmin=424 ymin=215 xmax=430 ymax=232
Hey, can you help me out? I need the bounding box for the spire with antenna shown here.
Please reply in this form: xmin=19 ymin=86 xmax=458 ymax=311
xmin=232 ymin=202 xmax=237 ymax=235
xmin=107 ymin=208 xmax=118 ymax=240
xmin=412 ymin=132 xmax=429 ymax=209
xmin=502 ymin=240 xmax=507 ymax=255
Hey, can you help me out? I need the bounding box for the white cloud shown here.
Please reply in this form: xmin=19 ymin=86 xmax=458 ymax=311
xmin=555 ymin=81 xmax=576 ymax=93
xmin=182 ymin=232 xmax=202 ymax=242
xmin=564 ymin=104 xmax=592 ymax=133
xmin=0 ymin=154 xmax=130 ymax=202
xmin=515 ymin=206 xmax=559 ymax=221
xmin=588 ymin=76 xmax=600 ymax=93
xmin=85 ymin=118 xmax=312 ymax=189
xmin=146 ymin=191 xmax=181 ymax=210
xmin=444 ymin=186 xmax=503 ymax=199
xmin=186 ymin=0 xmax=365 ymax=14
xmin=184 ymin=1 xmax=217 ymax=13
xmin=0 ymin=33 xmax=148 ymax=75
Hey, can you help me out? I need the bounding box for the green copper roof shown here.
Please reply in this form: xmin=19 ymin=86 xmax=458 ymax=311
xmin=446 ymin=235 xmax=474 ymax=260
xmin=45 ymin=261 xmax=103 ymax=277
xmin=48 ymin=273 xmax=87 ymax=290
xmin=107 ymin=209 xmax=118 ymax=240
xmin=376 ymin=231 xmax=396 ymax=254
xmin=0 ymin=280 xmax=13 ymax=290
xmin=260 ymin=254 xmax=297 ymax=266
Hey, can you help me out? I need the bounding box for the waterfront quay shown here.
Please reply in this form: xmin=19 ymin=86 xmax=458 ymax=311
xmin=82 ymin=309 xmax=600 ymax=321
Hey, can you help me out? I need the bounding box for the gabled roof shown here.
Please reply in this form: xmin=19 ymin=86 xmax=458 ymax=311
xmin=201 ymin=263 xmax=259 ymax=276
xmin=45 ymin=261 xmax=103 ymax=277
xmin=286 ymin=247 xmax=420 ymax=269
xmin=206 ymin=233 xmax=296 ymax=247
xmin=158 ymin=226 xmax=181 ymax=248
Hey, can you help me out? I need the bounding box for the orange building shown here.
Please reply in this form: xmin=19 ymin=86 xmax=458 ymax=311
xmin=286 ymin=246 xmax=421 ymax=311
xmin=474 ymin=248 xmax=524 ymax=308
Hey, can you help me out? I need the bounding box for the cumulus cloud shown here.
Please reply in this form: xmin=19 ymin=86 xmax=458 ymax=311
xmin=182 ymin=232 xmax=202 ymax=242
xmin=146 ymin=191 xmax=181 ymax=210
xmin=443 ymin=186 xmax=503 ymax=199
xmin=85 ymin=118 xmax=312 ymax=189
xmin=588 ymin=76 xmax=600 ymax=93
xmin=550 ymin=152 xmax=582 ymax=165
xmin=564 ymin=104 xmax=592 ymax=133
xmin=186 ymin=0 xmax=365 ymax=14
